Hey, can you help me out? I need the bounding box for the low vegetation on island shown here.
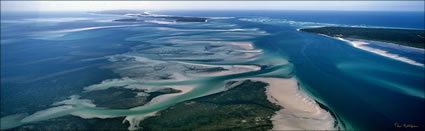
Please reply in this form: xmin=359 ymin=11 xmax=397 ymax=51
xmin=300 ymin=27 xmax=425 ymax=49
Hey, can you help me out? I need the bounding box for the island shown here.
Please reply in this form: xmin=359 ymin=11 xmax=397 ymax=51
xmin=114 ymin=16 xmax=208 ymax=23
xmin=99 ymin=10 xmax=209 ymax=23
xmin=299 ymin=27 xmax=425 ymax=49
xmin=155 ymin=16 xmax=208 ymax=22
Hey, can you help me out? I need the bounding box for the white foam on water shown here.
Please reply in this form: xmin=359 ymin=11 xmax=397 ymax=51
xmin=337 ymin=38 xmax=424 ymax=67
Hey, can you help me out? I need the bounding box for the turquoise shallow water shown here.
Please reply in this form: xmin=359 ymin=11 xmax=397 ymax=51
xmin=256 ymin=29 xmax=424 ymax=130
xmin=1 ymin=11 xmax=424 ymax=130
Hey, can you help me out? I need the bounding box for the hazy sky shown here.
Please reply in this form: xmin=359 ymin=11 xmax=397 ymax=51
xmin=1 ymin=1 xmax=424 ymax=12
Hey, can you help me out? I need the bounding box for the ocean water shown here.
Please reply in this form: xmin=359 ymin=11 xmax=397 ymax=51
xmin=1 ymin=10 xmax=424 ymax=130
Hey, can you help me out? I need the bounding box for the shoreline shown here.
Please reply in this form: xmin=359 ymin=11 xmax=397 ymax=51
xmin=345 ymin=37 xmax=425 ymax=51
xmin=336 ymin=37 xmax=424 ymax=67
xmin=246 ymin=77 xmax=338 ymax=130
xmin=297 ymin=29 xmax=424 ymax=67
xmin=297 ymin=28 xmax=424 ymax=51
xmin=298 ymin=27 xmax=425 ymax=49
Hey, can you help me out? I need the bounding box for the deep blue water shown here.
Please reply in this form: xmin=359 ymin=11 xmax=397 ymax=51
xmin=158 ymin=10 xmax=425 ymax=29
xmin=1 ymin=10 xmax=424 ymax=130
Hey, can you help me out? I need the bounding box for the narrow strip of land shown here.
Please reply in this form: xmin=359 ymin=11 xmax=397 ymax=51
xmin=299 ymin=27 xmax=425 ymax=49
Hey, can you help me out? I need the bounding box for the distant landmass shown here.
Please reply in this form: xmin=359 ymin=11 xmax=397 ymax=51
xmin=156 ymin=16 xmax=208 ymax=22
xmin=299 ymin=27 xmax=425 ymax=49
xmin=96 ymin=10 xmax=209 ymax=23
xmin=113 ymin=16 xmax=208 ymax=23
xmin=90 ymin=10 xmax=146 ymax=15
